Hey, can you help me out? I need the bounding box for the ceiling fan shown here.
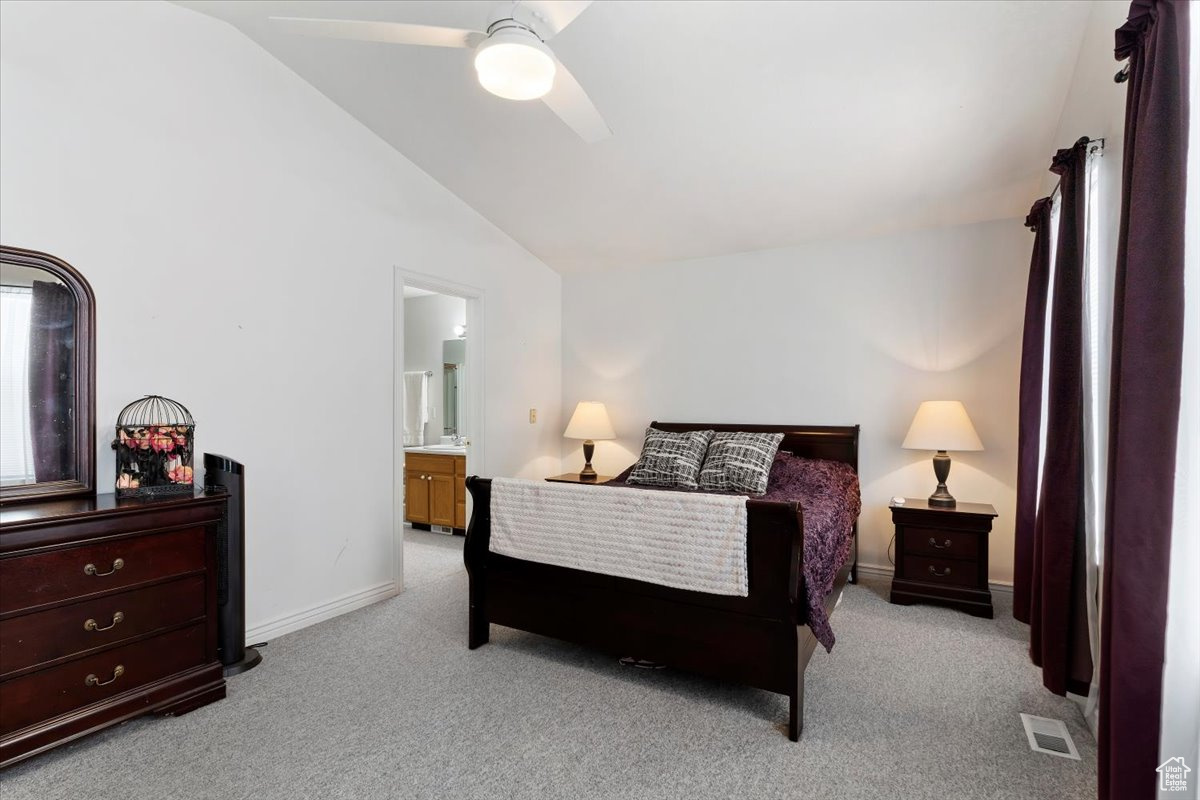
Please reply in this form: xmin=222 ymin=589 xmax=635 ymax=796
xmin=269 ymin=0 xmax=611 ymax=143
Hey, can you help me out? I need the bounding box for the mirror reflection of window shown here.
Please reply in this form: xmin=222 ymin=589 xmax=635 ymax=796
xmin=0 ymin=285 xmax=35 ymax=485
xmin=443 ymin=364 xmax=458 ymax=436
xmin=0 ymin=266 xmax=76 ymax=486
xmin=442 ymin=337 xmax=466 ymax=437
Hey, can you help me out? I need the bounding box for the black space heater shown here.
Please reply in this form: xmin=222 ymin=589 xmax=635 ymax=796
xmin=204 ymin=453 xmax=262 ymax=676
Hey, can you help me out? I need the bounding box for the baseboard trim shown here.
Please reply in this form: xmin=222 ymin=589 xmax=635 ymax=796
xmin=245 ymin=581 xmax=399 ymax=643
xmin=856 ymin=562 xmax=1014 ymax=596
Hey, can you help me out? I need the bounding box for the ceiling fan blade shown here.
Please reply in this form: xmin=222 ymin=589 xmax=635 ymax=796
xmin=520 ymin=1 xmax=594 ymax=40
xmin=269 ymin=17 xmax=484 ymax=49
xmin=542 ymin=58 xmax=611 ymax=143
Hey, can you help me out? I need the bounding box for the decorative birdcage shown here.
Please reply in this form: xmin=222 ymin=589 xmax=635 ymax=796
xmin=114 ymin=395 xmax=195 ymax=498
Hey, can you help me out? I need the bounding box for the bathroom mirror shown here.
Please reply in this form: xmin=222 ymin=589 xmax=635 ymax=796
xmin=443 ymin=364 xmax=459 ymax=436
xmin=442 ymin=337 xmax=465 ymax=436
xmin=0 ymin=246 xmax=95 ymax=504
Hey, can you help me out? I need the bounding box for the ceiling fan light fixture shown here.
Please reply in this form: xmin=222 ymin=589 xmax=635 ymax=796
xmin=474 ymin=25 xmax=556 ymax=101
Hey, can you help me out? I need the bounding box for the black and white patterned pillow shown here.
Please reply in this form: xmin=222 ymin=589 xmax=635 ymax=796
xmin=698 ymin=432 xmax=785 ymax=495
xmin=626 ymin=428 xmax=714 ymax=489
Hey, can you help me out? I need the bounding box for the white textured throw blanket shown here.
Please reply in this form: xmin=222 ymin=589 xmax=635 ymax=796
xmin=489 ymin=478 xmax=749 ymax=596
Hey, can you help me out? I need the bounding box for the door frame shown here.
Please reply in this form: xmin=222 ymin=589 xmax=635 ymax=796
xmin=393 ymin=268 xmax=486 ymax=593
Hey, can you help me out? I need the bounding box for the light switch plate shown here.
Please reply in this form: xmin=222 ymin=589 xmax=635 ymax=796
xmin=529 ymin=408 xmax=537 ymax=424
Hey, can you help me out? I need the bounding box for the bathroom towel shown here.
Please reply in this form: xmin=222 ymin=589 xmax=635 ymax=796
xmin=402 ymin=371 xmax=429 ymax=446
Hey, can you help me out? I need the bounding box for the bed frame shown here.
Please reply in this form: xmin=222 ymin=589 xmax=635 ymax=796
xmin=463 ymin=422 xmax=859 ymax=741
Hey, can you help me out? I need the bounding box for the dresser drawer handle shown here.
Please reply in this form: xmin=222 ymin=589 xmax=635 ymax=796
xmin=928 ymin=537 xmax=953 ymax=550
xmin=84 ymin=558 xmax=124 ymax=577
xmin=85 ymin=665 xmax=125 ymax=687
xmin=84 ymin=612 xmax=125 ymax=632
xmin=928 ymin=565 xmax=952 ymax=578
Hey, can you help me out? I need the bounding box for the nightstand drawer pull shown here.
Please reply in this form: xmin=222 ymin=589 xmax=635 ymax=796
xmin=928 ymin=565 xmax=952 ymax=578
xmin=928 ymin=537 xmax=953 ymax=550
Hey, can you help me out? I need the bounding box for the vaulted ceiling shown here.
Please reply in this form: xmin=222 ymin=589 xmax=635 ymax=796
xmin=178 ymin=0 xmax=1094 ymax=272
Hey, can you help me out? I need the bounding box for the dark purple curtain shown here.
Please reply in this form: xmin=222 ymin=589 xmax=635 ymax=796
xmin=28 ymin=280 xmax=75 ymax=482
xmin=1028 ymin=137 xmax=1093 ymax=697
xmin=1012 ymin=197 xmax=1053 ymax=625
xmin=1100 ymin=2 xmax=1190 ymax=799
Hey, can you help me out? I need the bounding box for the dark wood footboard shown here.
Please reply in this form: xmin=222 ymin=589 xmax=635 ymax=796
xmin=462 ymin=423 xmax=859 ymax=741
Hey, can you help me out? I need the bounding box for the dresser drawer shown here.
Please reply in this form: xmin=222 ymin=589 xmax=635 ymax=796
xmin=0 ymin=623 xmax=208 ymax=736
xmin=900 ymin=555 xmax=978 ymax=588
xmin=0 ymin=575 xmax=206 ymax=677
xmin=900 ymin=526 xmax=981 ymax=561
xmin=0 ymin=528 xmax=206 ymax=614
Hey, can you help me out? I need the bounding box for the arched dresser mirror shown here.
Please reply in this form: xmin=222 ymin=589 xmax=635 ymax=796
xmin=0 ymin=245 xmax=96 ymax=504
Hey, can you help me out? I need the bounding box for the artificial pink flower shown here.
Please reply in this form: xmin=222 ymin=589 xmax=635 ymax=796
xmin=125 ymin=428 xmax=151 ymax=450
xmin=149 ymin=428 xmax=175 ymax=453
xmin=117 ymin=473 xmax=140 ymax=489
xmin=168 ymin=465 xmax=193 ymax=484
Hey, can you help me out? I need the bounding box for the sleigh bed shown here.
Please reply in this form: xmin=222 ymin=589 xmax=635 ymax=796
xmin=463 ymin=422 xmax=860 ymax=741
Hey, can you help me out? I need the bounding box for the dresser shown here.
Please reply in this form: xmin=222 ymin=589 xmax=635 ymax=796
xmin=888 ymin=498 xmax=998 ymax=618
xmin=405 ymin=452 xmax=466 ymax=531
xmin=0 ymin=491 xmax=227 ymax=767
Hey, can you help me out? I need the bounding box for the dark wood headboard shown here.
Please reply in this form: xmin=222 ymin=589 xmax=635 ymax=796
xmin=648 ymin=422 xmax=860 ymax=471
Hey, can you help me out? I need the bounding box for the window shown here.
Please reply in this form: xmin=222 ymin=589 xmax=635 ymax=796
xmin=1033 ymin=144 xmax=1108 ymax=733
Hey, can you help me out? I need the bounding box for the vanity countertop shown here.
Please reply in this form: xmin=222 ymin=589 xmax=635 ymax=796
xmin=404 ymin=445 xmax=467 ymax=456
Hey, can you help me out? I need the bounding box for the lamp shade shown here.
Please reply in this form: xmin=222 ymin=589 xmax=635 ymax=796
xmin=902 ymin=401 xmax=983 ymax=451
xmin=563 ymin=401 xmax=615 ymax=440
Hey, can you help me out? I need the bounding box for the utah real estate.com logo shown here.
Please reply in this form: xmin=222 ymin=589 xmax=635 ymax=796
xmin=1157 ymin=757 xmax=1191 ymax=793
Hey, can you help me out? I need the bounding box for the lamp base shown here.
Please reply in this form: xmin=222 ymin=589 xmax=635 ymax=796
xmin=928 ymin=450 xmax=956 ymax=507
xmin=579 ymin=440 xmax=597 ymax=481
xmin=928 ymin=491 xmax=957 ymax=508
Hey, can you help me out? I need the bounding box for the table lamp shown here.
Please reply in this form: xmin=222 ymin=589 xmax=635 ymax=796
xmin=563 ymin=401 xmax=615 ymax=481
xmin=902 ymin=400 xmax=983 ymax=508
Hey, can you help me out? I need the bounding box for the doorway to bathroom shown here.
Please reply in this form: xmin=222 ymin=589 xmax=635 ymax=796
xmin=393 ymin=270 xmax=484 ymax=593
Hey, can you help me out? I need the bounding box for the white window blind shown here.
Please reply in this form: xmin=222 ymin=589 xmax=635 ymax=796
xmin=1077 ymin=144 xmax=1110 ymax=734
xmin=1035 ymin=191 xmax=1062 ymax=510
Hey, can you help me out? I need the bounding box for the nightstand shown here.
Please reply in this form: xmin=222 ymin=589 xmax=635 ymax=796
xmin=888 ymin=498 xmax=998 ymax=618
xmin=545 ymin=473 xmax=614 ymax=484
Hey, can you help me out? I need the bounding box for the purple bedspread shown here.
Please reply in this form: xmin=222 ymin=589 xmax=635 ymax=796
xmin=606 ymin=452 xmax=860 ymax=651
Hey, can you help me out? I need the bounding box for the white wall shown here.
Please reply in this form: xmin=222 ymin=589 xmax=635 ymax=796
xmin=562 ymin=218 xmax=1030 ymax=583
xmin=403 ymin=294 xmax=466 ymax=445
xmin=0 ymin=0 xmax=562 ymax=638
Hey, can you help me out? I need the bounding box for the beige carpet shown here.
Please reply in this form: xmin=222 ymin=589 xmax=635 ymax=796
xmin=0 ymin=530 xmax=1096 ymax=799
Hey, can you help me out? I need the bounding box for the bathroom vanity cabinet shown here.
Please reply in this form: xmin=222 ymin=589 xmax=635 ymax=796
xmin=405 ymin=452 xmax=466 ymax=531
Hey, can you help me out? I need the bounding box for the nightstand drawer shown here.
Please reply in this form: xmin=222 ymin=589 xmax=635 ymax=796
xmin=901 ymin=555 xmax=978 ymax=588
xmin=901 ymin=527 xmax=980 ymax=561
